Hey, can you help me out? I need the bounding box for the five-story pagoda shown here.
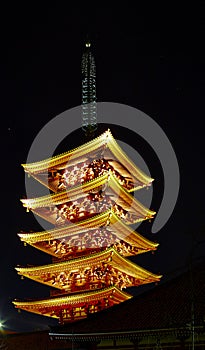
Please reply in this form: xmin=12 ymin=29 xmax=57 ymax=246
xmin=13 ymin=41 xmax=161 ymax=324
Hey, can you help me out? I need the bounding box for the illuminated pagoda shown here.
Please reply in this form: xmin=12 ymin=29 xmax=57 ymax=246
xmin=13 ymin=41 xmax=161 ymax=324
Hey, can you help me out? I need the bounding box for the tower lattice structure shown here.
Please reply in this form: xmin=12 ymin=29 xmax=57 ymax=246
xmin=81 ymin=40 xmax=97 ymax=134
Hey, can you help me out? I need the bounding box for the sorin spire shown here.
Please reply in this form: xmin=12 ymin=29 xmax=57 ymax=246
xmin=81 ymin=39 xmax=97 ymax=135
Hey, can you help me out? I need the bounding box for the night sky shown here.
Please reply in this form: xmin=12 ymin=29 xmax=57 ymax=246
xmin=0 ymin=4 xmax=204 ymax=332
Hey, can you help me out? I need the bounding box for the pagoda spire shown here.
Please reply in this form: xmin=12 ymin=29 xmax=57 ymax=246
xmin=81 ymin=38 xmax=97 ymax=136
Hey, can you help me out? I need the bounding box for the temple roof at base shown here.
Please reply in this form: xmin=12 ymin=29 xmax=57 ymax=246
xmin=18 ymin=209 xmax=158 ymax=258
xmin=8 ymin=262 xmax=205 ymax=343
xmin=15 ymin=247 xmax=162 ymax=291
xmin=22 ymin=129 xmax=154 ymax=192
xmin=13 ymin=286 xmax=132 ymax=320
xmin=48 ymin=260 xmax=205 ymax=337
xmin=21 ymin=173 xmax=155 ymax=225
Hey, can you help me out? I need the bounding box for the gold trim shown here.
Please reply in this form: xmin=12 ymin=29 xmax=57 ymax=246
xmin=22 ymin=130 xmax=153 ymax=188
xmin=21 ymin=173 xmax=155 ymax=217
xmin=15 ymin=247 xmax=162 ymax=289
xmin=18 ymin=210 xmax=158 ymax=251
xmin=13 ymin=286 xmax=131 ymax=308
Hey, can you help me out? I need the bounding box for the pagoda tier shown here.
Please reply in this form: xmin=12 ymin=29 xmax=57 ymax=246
xmin=15 ymin=248 xmax=161 ymax=294
xmin=13 ymin=286 xmax=132 ymax=323
xmin=18 ymin=210 xmax=158 ymax=259
xmin=22 ymin=130 xmax=154 ymax=193
xmin=21 ymin=173 xmax=155 ymax=226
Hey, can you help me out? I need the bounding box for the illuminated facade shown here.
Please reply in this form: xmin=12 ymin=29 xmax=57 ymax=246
xmin=13 ymin=42 xmax=161 ymax=324
xmin=13 ymin=129 xmax=161 ymax=323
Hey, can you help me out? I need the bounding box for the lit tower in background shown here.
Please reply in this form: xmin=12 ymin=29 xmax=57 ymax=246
xmin=81 ymin=40 xmax=97 ymax=135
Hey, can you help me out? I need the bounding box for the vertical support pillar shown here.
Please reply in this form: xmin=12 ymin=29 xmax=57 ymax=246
xmin=131 ymin=337 xmax=142 ymax=350
xmin=175 ymin=330 xmax=190 ymax=350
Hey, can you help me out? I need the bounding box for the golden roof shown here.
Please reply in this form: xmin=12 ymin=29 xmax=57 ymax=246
xmin=13 ymin=286 xmax=132 ymax=319
xmin=22 ymin=130 xmax=153 ymax=192
xmin=21 ymin=173 xmax=155 ymax=225
xmin=15 ymin=247 xmax=162 ymax=291
xmin=18 ymin=209 xmax=158 ymax=258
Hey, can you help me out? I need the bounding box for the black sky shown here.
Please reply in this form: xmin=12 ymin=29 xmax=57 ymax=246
xmin=0 ymin=4 xmax=204 ymax=332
